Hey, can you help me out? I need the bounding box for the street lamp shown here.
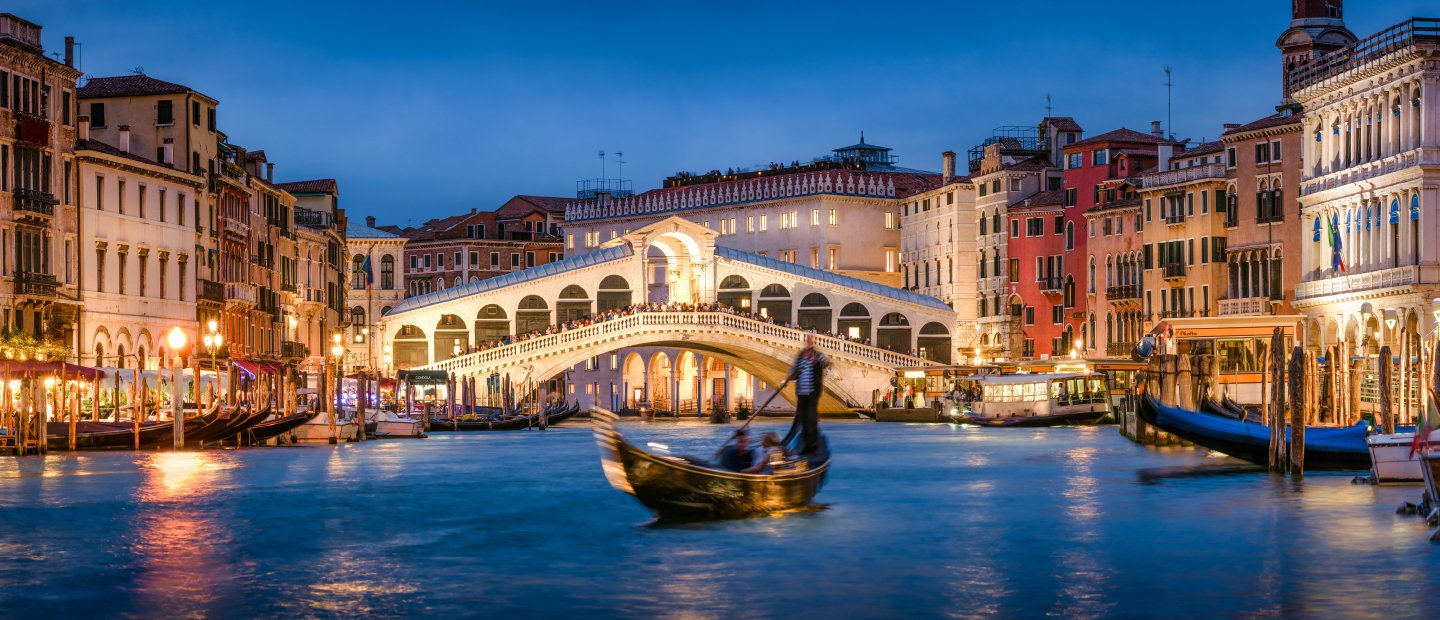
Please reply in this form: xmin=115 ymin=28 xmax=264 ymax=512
xmin=329 ymin=334 xmax=344 ymax=444
xmin=166 ymin=326 xmax=189 ymax=449
xmin=202 ymin=320 xmax=223 ymax=406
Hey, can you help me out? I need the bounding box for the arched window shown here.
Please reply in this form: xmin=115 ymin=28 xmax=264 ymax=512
xmin=1106 ymin=313 xmax=1114 ymax=344
xmin=380 ymin=255 xmax=395 ymax=289
xmin=352 ymin=306 xmax=366 ymax=326
xmin=1413 ymin=194 xmax=1422 ymax=221
xmin=1390 ymin=199 xmax=1400 ymax=225
xmin=1065 ymin=221 xmax=1075 ymax=251
xmin=1312 ymin=217 xmax=1322 ymax=241
xmin=1087 ymin=257 xmax=1095 ymax=293
xmin=351 ymin=254 xmax=366 ymax=289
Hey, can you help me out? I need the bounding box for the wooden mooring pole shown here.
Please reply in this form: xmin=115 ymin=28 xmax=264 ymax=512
xmin=1269 ymin=328 xmax=1286 ymax=472
xmin=1379 ymin=345 xmax=1394 ymax=434
xmin=1289 ymin=346 xmax=1307 ymax=475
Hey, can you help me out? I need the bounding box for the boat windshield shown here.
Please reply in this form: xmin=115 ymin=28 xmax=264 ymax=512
xmin=1048 ymin=375 xmax=1107 ymax=406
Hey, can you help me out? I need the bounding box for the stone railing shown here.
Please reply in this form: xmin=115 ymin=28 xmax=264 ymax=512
xmin=1218 ymin=297 xmax=1269 ymax=316
xmin=418 ymin=311 xmax=935 ymax=375
xmin=564 ymin=170 xmax=900 ymax=221
xmin=1140 ymin=163 xmax=1227 ymax=189
xmin=225 ymin=282 xmax=258 ymax=307
xmin=1296 ymin=265 xmax=1418 ymax=300
xmin=1301 ymin=148 xmax=1436 ymax=197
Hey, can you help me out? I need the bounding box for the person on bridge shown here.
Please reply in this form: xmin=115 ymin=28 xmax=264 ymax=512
xmin=788 ymin=334 xmax=830 ymax=455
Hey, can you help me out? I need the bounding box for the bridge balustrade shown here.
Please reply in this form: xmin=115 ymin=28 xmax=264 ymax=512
xmin=416 ymin=311 xmax=935 ymax=375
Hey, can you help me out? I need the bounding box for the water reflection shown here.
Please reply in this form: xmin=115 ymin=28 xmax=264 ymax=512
xmin=130 ymin=451 xmax=241 ymax=617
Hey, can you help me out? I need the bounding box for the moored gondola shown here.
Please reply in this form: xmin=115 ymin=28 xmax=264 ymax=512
xmin=591 ymin=408 xmax=830 ymax=520
xmin=1137 ymin=391 xmax=1371 ymax=470
xmin=244 ymin=408 xmax=322 ymax=445
xmin=43 ymin=401 xmax=224 ymax=451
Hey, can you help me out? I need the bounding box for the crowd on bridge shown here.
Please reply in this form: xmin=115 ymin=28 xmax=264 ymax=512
xmin=456 ymin=301 xmax=918 ymax=357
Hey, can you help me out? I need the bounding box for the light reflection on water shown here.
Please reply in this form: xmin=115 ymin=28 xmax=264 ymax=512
xmin=0 ymin=421 xmax=1437 ymax=618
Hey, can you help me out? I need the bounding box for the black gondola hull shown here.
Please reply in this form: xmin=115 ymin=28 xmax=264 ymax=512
xmin=1138 ymin=393 xmax=1371 ymax=470
xmin=592 ymin=409 xmax=828 ymax=519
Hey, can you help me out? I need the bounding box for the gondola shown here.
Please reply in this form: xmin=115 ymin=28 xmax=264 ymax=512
xmin=544 ymin=403 xmax=582 ymax=426
xmin=185 ymin=405 xmax=251 ymax=444
xmin=43 ymin=401 xmax=224 ymax=451
xmin=1137 ymin=391 xmax=1372 ymax=470
xmin=592 ymin=408 xmax=830 ymax=520
xmin=244 ymin=408 xmax=322 ymax=445
xmin=196 ymin=405 xmax=273 ymax=445
xmin=430 ymin=403 xmax=579 ymax=431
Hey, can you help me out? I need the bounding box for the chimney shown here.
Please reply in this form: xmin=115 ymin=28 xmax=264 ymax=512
xmin=941 ymin=151 xmax=956 ymax=184
xmin=266 ymin=162 xmax=274 ymax=183
xmin=366 ymin=216 xmax=376 ymax=228
xmin=1157 ymin=144 xmax=1174 ymax=171
xmin=1150 ymin=121 xmax=1163 ymax=137
xmin=78 ymin=115 xmax=90 ymax=141
xmin=64 ymin=36 xmax=74 ymax=67
xmin=1223 ymin=123 xmax=1240 ymax=132
xmin=118 ymin=125 xmax=131 ymax=153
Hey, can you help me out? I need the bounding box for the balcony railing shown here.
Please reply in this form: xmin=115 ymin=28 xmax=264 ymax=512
xmin=1162 ymin=263 xmax=1186 ymax=279
xmin=1163 ymin=212 xmax=1186 ymax=225
xmin=1106 ymin=285 xmax=1142 ymax=300
xmin=1038 ymin=277 xmax=1063 ymax=294
xmin=1140 ymin=163 xmax=1228 ymax=189
xmin=1296 ymin=265 xmax=1418 ymax=300
xmin=1219 ymin=297 xmax=1271 ymax=316
xmin=300 ymin=288 xmax=326 ymax=305
xmin=295 ymin=208 xmax=333 ymax=229
xmin=225 ymin=282 xmax=258 ymax=307
xmin=280 ymin=340 xmax=308 ymax=360
xmin=221 ymin=215 xmax=249 ymax=239
xmin=14 ymin=271 xmax=57 ymax=297
xmin=281 ymin=281 xmax=299 ymax=294
xmin=198 ymin=279 xmax=225 ymax=304
xmin=13 ymin=188 xmax=56 ymax=218
xmin=1287 ymin=18 xmax=1440 ymax=95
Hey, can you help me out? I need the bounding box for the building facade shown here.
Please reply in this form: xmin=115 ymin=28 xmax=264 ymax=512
xmin=74 ymin=120 xmax=205 ymax=369
xmin=1219 ymin=111 xmax=1305 ymax=318
xmin=899 ymin=151 xmax=974 ymax=363
xmin=1083 ymin=176 xmax=1145 ymax=357
xmin=277 ymin=178 xmax=347 ymax=379
xmin=345 ymin=217 xmax=406 ymax=374
xmin=1291 ymin=12 xmax=1439 ymax=356
xmin=394 ymin=195 xmax=566 ymax=302
xmin=1139 ymin=141 xmax=1230 ymax=323
xmin=0 ymin=15 xmax=84 ymax=351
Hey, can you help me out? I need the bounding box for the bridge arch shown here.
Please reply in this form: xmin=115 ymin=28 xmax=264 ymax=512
xmin=758 ymin=283 xmax=792 ymax=322
xmin=434 ymin=314 xmax=469 ymax=361
xmin=877 ymin=312 xmax=911 ymax=353
xmin=717 ymin=274 xmax=752 ymax=310
xmin=597 ymin=275 xmax=632 ymax=311
xmin=621 ymin=352 xmax=646 ymax=406
xmin=798 ymin=292 xmax=832 ymax=333
xmin=394 ymin=324 xmax=429 ymax=368
xmin=557 ymin=285 xmax=591 ymax=323
xmin=918 ymin=321 xmax=952 ymax=363
xmin=838 ymin=302 xmax=871 ymax=342
xmin=516 ymin=295 xmax=550 ymax=334
xmin=474 ymin=305 xmax=509 ymax=347
xmin=647 ymin=351 xmax=674 ymax=411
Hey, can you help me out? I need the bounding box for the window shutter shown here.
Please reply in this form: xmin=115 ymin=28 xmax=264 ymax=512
xmin=1143 ymin=244 xmax=1153 ymax=269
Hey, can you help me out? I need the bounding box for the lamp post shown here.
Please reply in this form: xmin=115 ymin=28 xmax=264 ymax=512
xmin=167 ymin=326 xmax=189 ymax=449
xmin=202 ymin=319 xmax=223 ymax=406
xmin=329 ymin=333 xmax=344 ymax=444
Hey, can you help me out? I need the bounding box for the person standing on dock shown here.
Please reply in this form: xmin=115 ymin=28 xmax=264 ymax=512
xmin=789 ymin=335 xmax=829 ymax=455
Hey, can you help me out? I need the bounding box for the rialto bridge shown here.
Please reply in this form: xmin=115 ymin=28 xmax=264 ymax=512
xmin=382 ymin=218 xmax=956 ymax=412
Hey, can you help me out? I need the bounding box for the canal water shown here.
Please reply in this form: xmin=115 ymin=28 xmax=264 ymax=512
xmin=1 ymin=420 xmax=1437 ymax=618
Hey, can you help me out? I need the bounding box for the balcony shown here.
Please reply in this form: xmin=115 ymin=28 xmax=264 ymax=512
xmin=13 ymin=188 xmax=56 ymax=220
xmin=1296 ymin=265 xmax=1419 ymax=300
xmin=280 ymin=340 xmax=308 ymax=360
xmin=1160 ymin=309 xmax=1207 ymax=319
xmin=299 ymin=287 xmax=326 ymax=308
xmin=225 ymin=282 xmax=258 ymax=309
xmin=281 ymin=281 xmax=299 ymax=294
xmin=1038 ymin=277 xmax=1063 ymax=295
xmin=13 ymin=111 xmax=50 ymax=147
xmin=1106 ymin=285 xmax=1142 ymax=301
xmin=14 ymin=271 xmax=57 ymax=298
xmin=221 ymin=215 xmax=250 ymax=239
xmin=1162 ymin=263 xmax=1186 ymax=280
xmin=1301 ymin=148 xmax=1439 ymax=197
xmin=1219 ymin=296 xmax=1272 ymax=316
xmin=1140 ymin=163 xmax=1227 ymax=189
xmin=295 ymin=208 xmax=334 ymax=230
xmin=1105 ymin=342 xmax=1136 ymax=357
xmin=1163 ymin=212 xmax=1186 ymax=226
xmin=198 ymin=279 xmax=225 ymax=305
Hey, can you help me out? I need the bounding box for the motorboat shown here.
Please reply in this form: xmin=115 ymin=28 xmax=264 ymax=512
xmin=365 ymin=409 xmax=426 ymax=438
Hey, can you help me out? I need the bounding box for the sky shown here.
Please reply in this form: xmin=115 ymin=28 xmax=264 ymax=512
xmin=17 ymin=1 xmax=1435 ymax=226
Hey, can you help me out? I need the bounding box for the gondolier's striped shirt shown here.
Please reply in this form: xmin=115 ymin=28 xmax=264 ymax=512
xmin=793 ymin=351 xmax=827 ymax=396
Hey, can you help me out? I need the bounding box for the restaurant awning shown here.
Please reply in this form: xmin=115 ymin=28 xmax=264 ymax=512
xmin=0 ymin=360 xmax=106 ymax=380
xmin=233 ymin=360 xmax=284 ymax=377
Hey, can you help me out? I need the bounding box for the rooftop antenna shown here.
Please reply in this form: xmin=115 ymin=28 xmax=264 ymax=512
xmin=1164 ymin=66 xmax=1173 ymax=140
xmin=615 ymin=151 xmax=626 ymax=181
xmin=130 ymin=66 xmax=145 ymax=75
xmin=1045 ymin=93 xmax=1052 ymax=118
xmin=598 ymin=150 xmax=606 ymax=180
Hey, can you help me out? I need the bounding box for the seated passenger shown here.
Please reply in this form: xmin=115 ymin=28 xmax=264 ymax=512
xmin=743 ymin=432 xmax=786 ymax=474
xmin=718 ymin=430 xmax=753 ymax=472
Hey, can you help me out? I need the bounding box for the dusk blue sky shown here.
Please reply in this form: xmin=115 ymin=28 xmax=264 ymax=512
xmin=18 ymin=1 xmax=1435 ymax=226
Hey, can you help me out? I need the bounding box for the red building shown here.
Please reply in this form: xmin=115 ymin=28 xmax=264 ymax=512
xmin=1002 ymin=125 xmax=1179 ymax=359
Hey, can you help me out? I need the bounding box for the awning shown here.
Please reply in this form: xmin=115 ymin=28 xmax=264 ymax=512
xmin=233 ymin=360 xmax=283 ymax=377
xmin=0 ymin=360 xmax=106 ymax=380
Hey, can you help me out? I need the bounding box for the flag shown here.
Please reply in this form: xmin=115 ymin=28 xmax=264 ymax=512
xmin=360 ymin=255 xmax=375 ymax=289
xmin=1327 ymin=214 xmax=1346 ymax=273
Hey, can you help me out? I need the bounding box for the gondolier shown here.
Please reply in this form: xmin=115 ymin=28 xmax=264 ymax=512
xmin=788 ymin=335 xmax=829 ymax=455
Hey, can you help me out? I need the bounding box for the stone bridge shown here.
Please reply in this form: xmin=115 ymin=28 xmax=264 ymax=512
xmin=382 ymin=217 xmax=956 ymax=410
